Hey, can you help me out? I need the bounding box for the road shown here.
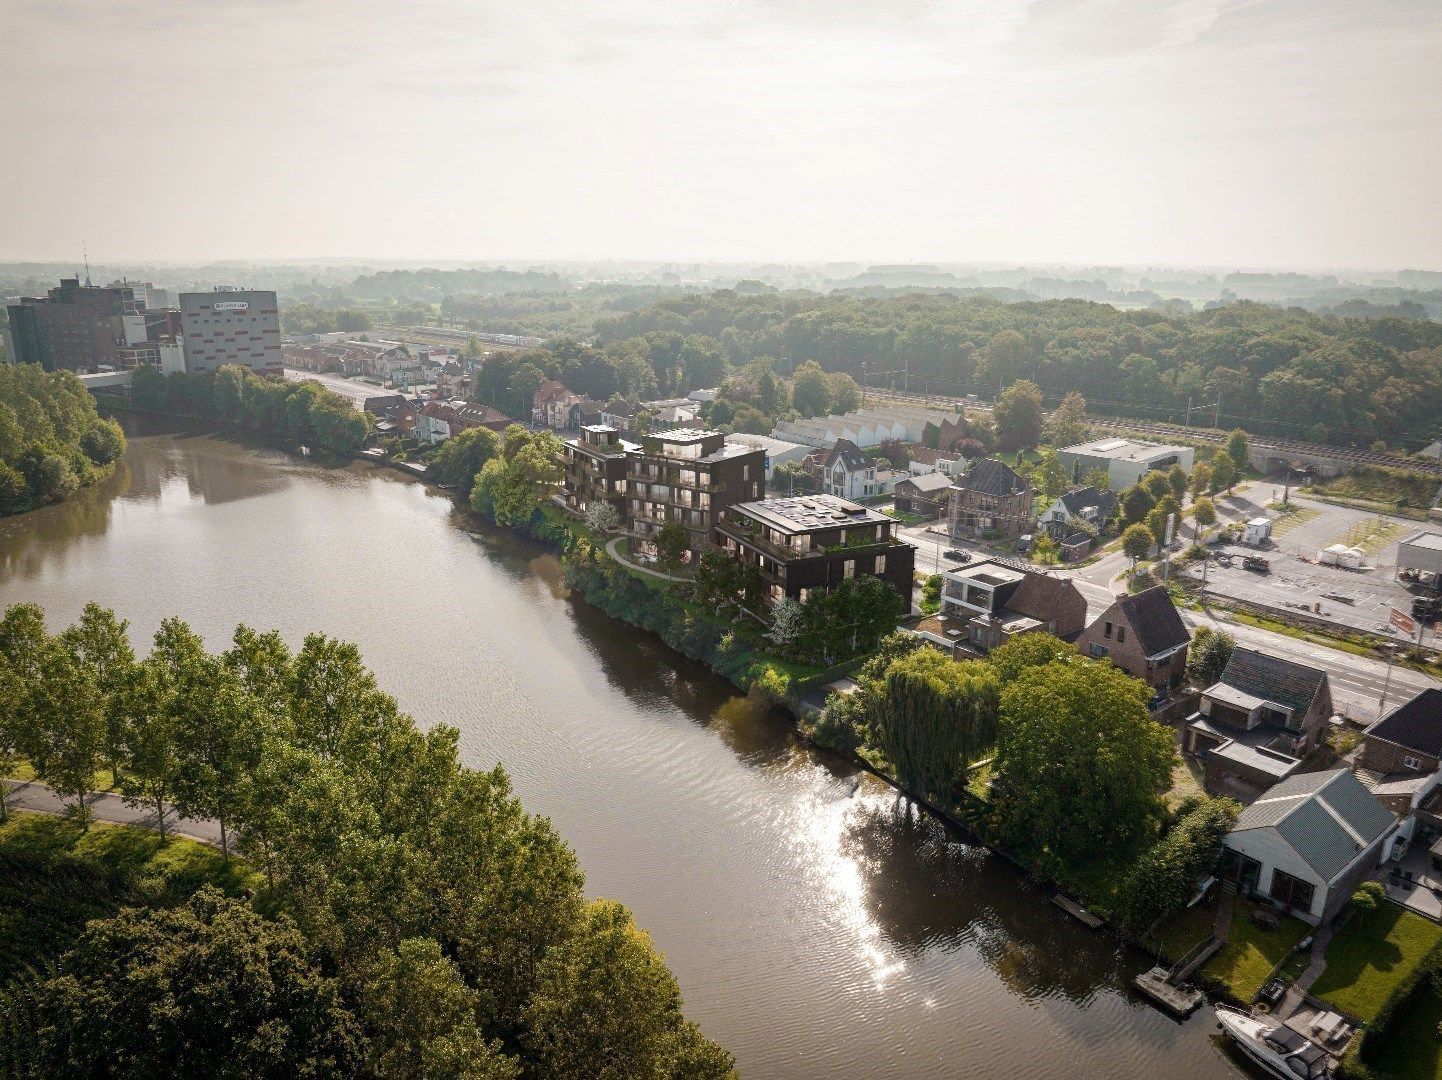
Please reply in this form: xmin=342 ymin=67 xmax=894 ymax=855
xmin=3 ymin=779 xmax=221 ymax=846
xmin=284 ymin=367 xmax=395 ymax=409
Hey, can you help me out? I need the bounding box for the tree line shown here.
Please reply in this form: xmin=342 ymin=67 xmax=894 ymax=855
xmin=0 ymin=602 xmax=732 ymax=1079
xmin=131 ymin=365 xmax=371 ymax=455
xmin=0 ymin=365 xmax=126 ymax=514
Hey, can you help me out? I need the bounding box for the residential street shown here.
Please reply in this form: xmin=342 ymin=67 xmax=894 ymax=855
xmin=2 ymin=779 xmax=221 ymax=846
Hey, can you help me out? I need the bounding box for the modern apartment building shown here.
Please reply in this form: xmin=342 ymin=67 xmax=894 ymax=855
xmin=5 ymin=278 xmax=140 ymax=371
xmin=178 ymin=288 xmax=281 ymax=375
xmin=712 ymin=494 xmax=915 ymax=606
xmin=563 ymin=424 xmax=636 ymax=517
xmin=626 ymin=428 xmax=764 ymax=550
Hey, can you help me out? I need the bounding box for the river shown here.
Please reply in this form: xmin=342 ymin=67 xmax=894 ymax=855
xmin=0 ymin=420 xmax=1255 ymax=1079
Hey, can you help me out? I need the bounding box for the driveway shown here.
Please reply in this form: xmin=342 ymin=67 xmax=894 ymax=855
xmin=3 ymin=779 xmax=222 ymax=846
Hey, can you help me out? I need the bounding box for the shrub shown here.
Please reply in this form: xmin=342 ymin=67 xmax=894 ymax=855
xmin=1351 ymin=881 xmax=1386 ymax=915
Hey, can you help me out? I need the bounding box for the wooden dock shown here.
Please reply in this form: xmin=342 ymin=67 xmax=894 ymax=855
xmin=1051 ymin=895 xmax=1105 ymax=929
xmin=1133 ymin=966 xmax=1205 ymax=1016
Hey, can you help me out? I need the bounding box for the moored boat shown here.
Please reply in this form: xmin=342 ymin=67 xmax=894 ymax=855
xmin=1214 ymin=1005 xmax=1332 ymax=1080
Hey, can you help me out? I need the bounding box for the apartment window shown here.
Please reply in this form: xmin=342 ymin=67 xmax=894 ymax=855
xmin=743 ymin=464 xmax=751 ymax=481
xmin=876 ymin=554 xmax=886 ymax=573
xmin=1089 ymin=642 xmax=1109 ymax=658
xmin=1117 ymin=626 xmax=1126 ymax=644
xmin=1405 ymin=755 xmax=1422 ymax=771
xmin=1104 ymin=621 xmax=1113 ymax=639
xmin=844 ymin=559 xmax=855 ymax=579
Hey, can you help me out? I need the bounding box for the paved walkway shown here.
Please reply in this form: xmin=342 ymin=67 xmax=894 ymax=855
xmin=604 ymin=535 xmax=692 ymax=582
xmin=2 ymin=779 xmax=222 ymax=847
xmin=1277 ymin=923 xmax=1334 ymax=1019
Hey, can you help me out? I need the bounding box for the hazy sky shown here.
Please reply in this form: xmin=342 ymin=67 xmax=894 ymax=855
xmin=3 ymin=0 xmax=1439 ymax=267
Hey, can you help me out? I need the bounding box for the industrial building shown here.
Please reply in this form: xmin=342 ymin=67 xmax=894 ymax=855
xmin=178 ymin=288 xmax=281 ymax=375
xmin=1398 ymin=531 xmax=1442 ymax=590
xmin=1057 ymin=436 xmax=1194 ymax=489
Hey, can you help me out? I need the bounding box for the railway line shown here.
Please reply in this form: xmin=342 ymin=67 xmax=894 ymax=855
xmin=860 ymin=383 xmax=1441 ymax=476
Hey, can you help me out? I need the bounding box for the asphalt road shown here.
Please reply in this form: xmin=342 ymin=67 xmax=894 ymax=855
xmin=2 ymin=780 xmax=221 ymax=846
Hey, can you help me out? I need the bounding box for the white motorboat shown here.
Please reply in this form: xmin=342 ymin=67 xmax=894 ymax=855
xmin=1214 ymin=1005 xmax=1333 ymax=1080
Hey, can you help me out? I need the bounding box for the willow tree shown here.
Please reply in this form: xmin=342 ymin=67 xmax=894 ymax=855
xmin=872 ymin=649 xmax=1000 ymax=805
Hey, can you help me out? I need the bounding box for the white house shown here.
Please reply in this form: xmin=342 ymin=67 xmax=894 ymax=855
xmin=814 ymin=439 xmax=898 ymax=500
xmin=1038 ymin=486 xmax=1119 ymax=536
xmin=1220 ymin=769 xmax=1400 ymax=924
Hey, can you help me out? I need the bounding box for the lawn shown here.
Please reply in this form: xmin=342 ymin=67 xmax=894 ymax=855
xmin=1150 ymin=900 xmax=1215 ymax=964
xmin=1267 ymin=505 xmax=1321 ymax=537
xmin=1313 ymin=902 xmax=1442 ymax=1022
xmin=1364 ymin=983 xmax=1442 ymax=1080
xmin=1204 ymin=900 xmax=1309 ymax=1001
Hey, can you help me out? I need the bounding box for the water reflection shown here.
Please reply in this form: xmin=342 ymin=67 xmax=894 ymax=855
xmin=0 ymin=429 xmax=1251 ymax=1080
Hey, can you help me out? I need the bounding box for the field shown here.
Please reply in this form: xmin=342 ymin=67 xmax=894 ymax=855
xmin=1312 ymin=902 xmax=1442 ymax=1021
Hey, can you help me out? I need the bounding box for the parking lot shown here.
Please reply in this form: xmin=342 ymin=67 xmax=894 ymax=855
xmin=1180 ymin=494 xmax=1437 ymax=642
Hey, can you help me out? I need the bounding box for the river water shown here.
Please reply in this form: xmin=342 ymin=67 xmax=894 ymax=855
xmin=0 ymin=420 xmax=1255 ymax=1079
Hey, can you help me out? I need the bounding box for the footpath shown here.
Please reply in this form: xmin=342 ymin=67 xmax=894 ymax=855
xmin=2 ymin=779 xmax=222 ymax=847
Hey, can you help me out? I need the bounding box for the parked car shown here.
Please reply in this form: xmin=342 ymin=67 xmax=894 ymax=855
xmin=943 ymin=549 xmax=969 ymax=562
xmin=1242 ymin=556 xmax=1271 ymax=573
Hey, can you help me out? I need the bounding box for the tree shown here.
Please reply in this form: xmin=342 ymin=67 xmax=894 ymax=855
xmin=986 ymin=631 xmax=1077 ymax=683
xmin=0 ymin=603 xmax=49 ymax=818
xmin=795 ymin=576 xmax=905 ymax=663
xmin=1046 ymin=391 xmax=1090 ymax=449
xmin=359 ymin=937 xmax=519 ymax=1080
xmin=1141 ymin=469 xmax=1172 ymax=501
xmin=654 ymin=521 xmax=689 ymax=569
xmin=980 ymin=330 xmax=1033 ymax=387
xmin=1082 ymin=466 xmax=1111 ymax=492
xmin=30 ymin=641 xmax=106 ymax=823
xmin=58 ymin=602 xmax=135 ymax=781
xmin=1226 ymin=429 xmax=1249 ymax=470
xmin=869 ymin=649 xmax=1000 ymax=804
xmin=34 ymin=888 xmax=365 ymax=1079
xmin=1146 ymin=495 xmax=1181 ymax=548
xmin=470 ymin=427 xmax=564 ymax=527
xmin=584 ymin=501 xmax=621 ymax=534
xmin=767 ymin=597 xmax=803 ymax=647
xmin=1209 ymin=450 xmax=1238 ymax=493
xmin=1033 ymin=449 xmax=1066 ymax=502
xmin=691 ymin=550 xmax=762 ymax=615
xmin=1122 ymin=522 xmax=1154 ymax=567
xmin=1031 ymin=533 xmax=1059 ymax=564
xmin=116 ymin=661 xmax=180 ymax=839
xmin=826 ymin=372 xmax=862 ymax=413
xmin=1118 ymin=797 xmax=1240 ymax=931
xmin=1121 ymin=484 xmax=1155 ymax=526
xmin=790 ymin=360 xmax=833 ymax=418
xmin=1186 ymin=626 xmax=1235 ymax=687
xmin=1166 ymin=463 xmax=1188 ymax=501
xmin=992 ymin=658 xmax=1175 ymax=875
xmin=429 ymin=426 xmax=499 ymax=488
xmin=1189 ymin=461 xmax=1212 ymax=497
xmin=993 ymin=380 xmax=1045 ymax=453
xmin=521 ymin=899 xmax=733 ymax=1080
xmin=1192 ymin=496 xmax=1217 ymax=537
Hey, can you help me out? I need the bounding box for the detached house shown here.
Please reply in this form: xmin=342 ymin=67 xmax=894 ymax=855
xmin=1354 ymin=689 xmax=1442 ymax=843
xmin=1220 ymin=769 xmax=1399 ymax=924
xmin=947 ymin=458 xmax=1034 ymax=540
xmin=921 ymin=559 xmax=1087 ymax=656
xmin=1074 ymin=586 xmax=1190 ymax=692
xmin=893 ymin=471 xmax=953 ymax=518
xmin=815 ymin=439 xmax=894 ymax=500
xmin=907 ymin=446 xmax=965 ymax=478
xmin=1039 ymin=486 xmax=1119 ymax=537
xmin=1184 ymin=649 xmax=1334 ymax=803
xmin=533 ymin=380 xmax=584 ymax=430
xmin=415 ymin=401 xmax=515 ymax=445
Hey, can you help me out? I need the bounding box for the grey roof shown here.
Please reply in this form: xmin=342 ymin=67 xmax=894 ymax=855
xmin=732 ymin=494 xmax=889 ymax=536
xmin=1233 ymin=769 xmax=1396 ymax=882
xmin=1400 ymin=531 xmax=1442 ymax=552
xmin=955 ymin=458 xmax=1028 ymax=498
xmin=1217 ymin=647 xmax=1330 ymax=717
xmin=899 ymin=471 xmax=953 ymax=494
xmin=823 ymin=438 xmax=869 ymax=474
xmin=1366 ymin=688 xmax=1442 ymax=758
xmin=1056 ymin=485 xmax=1118 ymax=519
xmin=1110 ymin=586 xmax=1191 ymax=657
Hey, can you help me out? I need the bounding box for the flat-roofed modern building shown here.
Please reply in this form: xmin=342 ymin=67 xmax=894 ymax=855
xmin=627 ymin=428 xmax=764 ymax=551
xmin=178 ymin=288 xmax=281 ymax=375
xmin=563 ymin=425 xmax=637 ymax=517
xmin=713 ymin=494 xmax=915 ymax=606
xmin=5 ymin=278 xmax=140 ymax=371
xmin=1057 ymin=436 xmax=1194 ymax=489
xmin=1398 ymin=531 xmax=1442 ymax=589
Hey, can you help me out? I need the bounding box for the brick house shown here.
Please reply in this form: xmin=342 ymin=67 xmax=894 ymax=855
xmin=532 ymin=380 xmax=584 ymax=429
xmin=1074 ymin=585 xmax=1190 ymax=692
xmin=1357 ymin=689 xmax=1442 ymax=779
xmin=1184 ymin=648 xmax=1334 ymax=803
xmin=947 ymin=458 xmax=1034 ymax=540
xmin=920 ymin=559 xmax=1087 ymax=656
xmin=893 ymin=471 xmax=952 ymax=517
xmin=414 ymin=401 xmax=516 ymax=445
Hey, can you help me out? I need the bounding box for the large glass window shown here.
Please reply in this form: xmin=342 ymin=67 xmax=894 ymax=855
xmin=1269 ymin=868 xmax=1315 ymax=914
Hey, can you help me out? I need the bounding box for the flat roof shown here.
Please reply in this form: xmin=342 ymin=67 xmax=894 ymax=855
xmin=947 ymin=560 xmax=1025 ymax=587
xmin=1211 ymin=739 xmax=1302 ymax=778
xmin=1207 ymin=683 xmax=1270 ymax=713
xmin=1061 ymin=437 xmax=1189 ymax=462
xmin=649 ymin=427 xmax=720 ymax=442
xmin=1401 ymin=531 xmax=1442 ymax=552
xmin=732 ymin=494 xmax=889 ymax=535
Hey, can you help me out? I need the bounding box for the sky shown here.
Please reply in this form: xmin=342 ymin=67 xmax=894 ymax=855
xmin=2 ymin=0 xmax=1439 ymax=268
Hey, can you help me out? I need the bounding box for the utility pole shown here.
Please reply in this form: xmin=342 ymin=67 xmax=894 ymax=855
xmin=1379 ymin=643 xmax=1397 ymax=717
